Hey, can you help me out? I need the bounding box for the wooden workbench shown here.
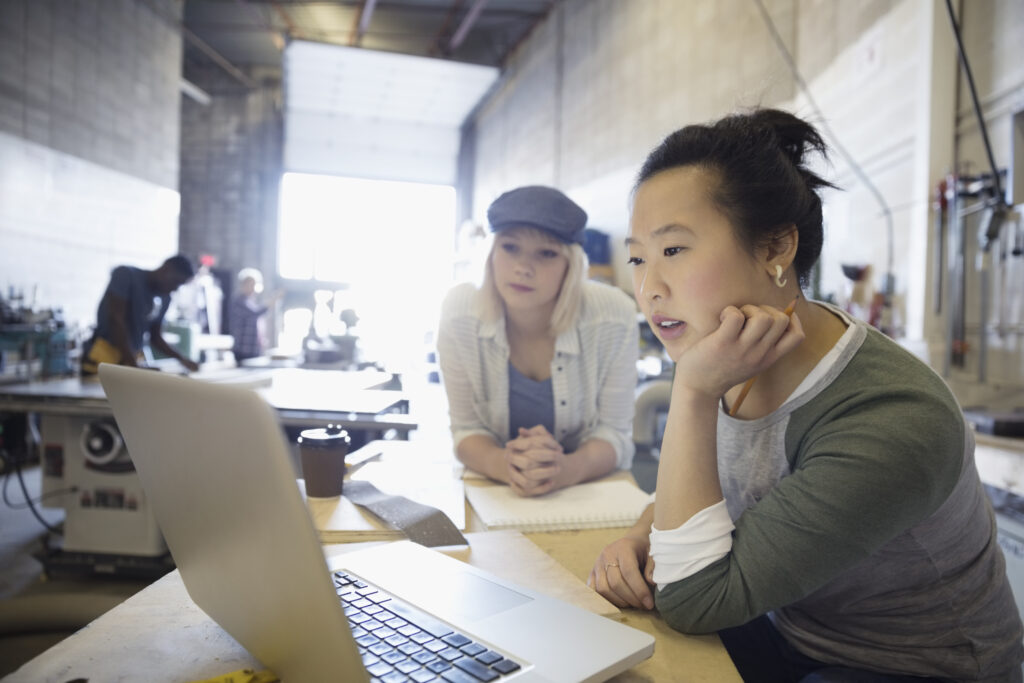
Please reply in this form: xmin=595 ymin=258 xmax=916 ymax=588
xmin=3 ymin=436 xmax=741 ymax=682
xmin=3 ymin=530 xmax=739 ymax=682
xmin=0 ymin=367 xmax=417 ymax=433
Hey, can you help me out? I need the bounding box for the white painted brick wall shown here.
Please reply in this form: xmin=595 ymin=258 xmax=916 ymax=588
xmin=0 ymin=131 xmax=179 ymax=331
xmin=0 ymin=0 xmax=182 ymax=335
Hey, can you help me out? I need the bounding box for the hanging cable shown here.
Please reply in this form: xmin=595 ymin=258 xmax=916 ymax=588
xmin=0 ymin=447 xmax=64 ymax=535
xmin=943 ymin=0 xmax=1006 ymax=207
xmin=751 ymin=0 xmax=896 ymax=301
xmin=2 ymin=471 xmax=77 ymax=510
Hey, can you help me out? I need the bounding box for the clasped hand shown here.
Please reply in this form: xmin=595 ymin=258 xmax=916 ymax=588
xmin=503 ymin=425 xmax=566 ymax=497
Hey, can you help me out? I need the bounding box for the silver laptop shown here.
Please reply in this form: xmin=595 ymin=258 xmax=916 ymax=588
xmin=98 ymin=364 xmax=654 ymax=683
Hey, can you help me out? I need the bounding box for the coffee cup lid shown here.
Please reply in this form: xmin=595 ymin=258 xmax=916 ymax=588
xmin=298 ymin=424 xmax=351 ymax=448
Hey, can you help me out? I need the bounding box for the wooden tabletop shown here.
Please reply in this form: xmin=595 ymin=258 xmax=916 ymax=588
xmin=4 ymin=435 xmax=741 ymax=682
xmin=305 ymin=439 xmax=742 ymax=681
xmin=522 ymin=528 xmax=740 ymax=682
xmin=4 ymin=529 xmax=739 ymax=683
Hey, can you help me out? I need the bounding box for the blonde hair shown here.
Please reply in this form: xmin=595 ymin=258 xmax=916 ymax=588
xmin=475 ymin=227 xmax=589 ymax=336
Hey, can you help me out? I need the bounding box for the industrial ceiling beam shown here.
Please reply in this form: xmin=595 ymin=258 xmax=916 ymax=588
xmin=235 ymin=0 xmax=287 ymax=51
xmin=183 ymin=26 xmax=260 ymax=88
xmin=143 ymin=0 xmax=258 ymax=89
xmin=272 ymin=1 xmax=298 ymax=37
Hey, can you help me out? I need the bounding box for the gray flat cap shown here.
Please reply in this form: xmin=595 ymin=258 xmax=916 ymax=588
xmin=486 ymin=186 xmax=587 ymax=245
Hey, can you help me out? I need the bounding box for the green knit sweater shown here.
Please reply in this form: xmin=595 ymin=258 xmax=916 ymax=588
xmin=655 ymin=311 xmax=1023 ymax=681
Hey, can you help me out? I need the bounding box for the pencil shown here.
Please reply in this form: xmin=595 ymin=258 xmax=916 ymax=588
xmin=727 ymin=295 xmax=801 ymax=417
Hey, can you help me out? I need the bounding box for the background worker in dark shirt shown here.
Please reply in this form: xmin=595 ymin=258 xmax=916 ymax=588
xmin=81 ymin=255 xmax=199 ymax=374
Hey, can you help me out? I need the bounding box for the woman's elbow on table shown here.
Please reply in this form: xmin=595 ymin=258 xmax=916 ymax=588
xmin=653 ymin=564 xmax=763 ymax=635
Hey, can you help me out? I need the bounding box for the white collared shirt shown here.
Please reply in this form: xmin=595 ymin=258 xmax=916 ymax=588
xmin=437 ymin=280 xmax=638 ymax=469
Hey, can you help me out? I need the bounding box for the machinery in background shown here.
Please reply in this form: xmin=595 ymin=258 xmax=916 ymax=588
xmin=2 ymin=365 xmax=412 ymax=578
xmin=165 ymin=254 xmax=235 ymax=366
xmin=173 ymin=254 xmax=226 ymax=337
xmin=0 ymin=289 xmax=166 ymax=578
xmin=303 ymin=295 xmax=364 ymax=368
xmin=39 ymin=414 xmax=170 ymax=578
xmin=938 ymin=171 xmax=1022 ymax=382
xmin=939 ymin=3 xmax=1023 ymax=388
xmin=0 ymin=287 xmax=74 ymax=382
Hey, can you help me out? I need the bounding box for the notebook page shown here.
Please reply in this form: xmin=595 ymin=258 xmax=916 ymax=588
xmin=464 ymin=477 xmax=651 ymax=532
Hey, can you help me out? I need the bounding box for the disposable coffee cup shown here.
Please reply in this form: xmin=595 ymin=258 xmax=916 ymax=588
xmin=297 ymin=424 xmax=351 ymax=498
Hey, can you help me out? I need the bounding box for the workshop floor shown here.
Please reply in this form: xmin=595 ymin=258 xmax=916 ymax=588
xmin=0 ymin=387 xmax=659 ymax=677
xmin=0 ymin=465 xmax=152 ymax=677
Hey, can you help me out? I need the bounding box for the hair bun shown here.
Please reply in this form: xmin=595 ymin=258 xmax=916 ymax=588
xmin=745 ymin=109 xmax=832 ymax=191
xmin=635 ymin=107 xmax=839 ymax=289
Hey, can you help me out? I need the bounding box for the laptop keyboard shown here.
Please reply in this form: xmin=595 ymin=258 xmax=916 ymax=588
xmin=335 ymin=570 xmax=524 ymax=683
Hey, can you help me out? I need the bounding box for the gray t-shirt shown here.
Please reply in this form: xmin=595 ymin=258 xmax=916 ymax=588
xmin=655 ymin=307 xmax=1023 ymax=681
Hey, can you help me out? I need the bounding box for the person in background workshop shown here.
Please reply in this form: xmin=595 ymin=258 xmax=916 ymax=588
xmin=80 ymin=255 xmax=199 ymax=375
xmin=588 ymin=108 xmax=1023 ymax=681
xmin=228 ymin=267 xmax=281 ymax=363
xmin=437 ymin=185 xmax=638 ymax=497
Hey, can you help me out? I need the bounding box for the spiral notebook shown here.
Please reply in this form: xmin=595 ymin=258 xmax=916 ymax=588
xmin=464 ymin=474 xmax=652 ymax=532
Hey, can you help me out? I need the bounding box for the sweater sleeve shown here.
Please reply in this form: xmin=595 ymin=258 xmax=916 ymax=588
xmin=654 ymin=379 xmax=965 ymax=634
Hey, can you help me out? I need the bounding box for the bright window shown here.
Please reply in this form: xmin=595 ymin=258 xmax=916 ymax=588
xmin=277 ymin=172 xmax=456 ymax=370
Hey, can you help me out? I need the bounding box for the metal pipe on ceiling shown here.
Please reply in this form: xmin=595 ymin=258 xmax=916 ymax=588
xmin=350 ymin=0 xmax=380 ymax=46
xmin=180 ymin=78 xmax=213 ymax=105
xmin=448 ymin=0 xmax=489 ymax=53
xmin=430 ymin=0 xmax=465 ymax=56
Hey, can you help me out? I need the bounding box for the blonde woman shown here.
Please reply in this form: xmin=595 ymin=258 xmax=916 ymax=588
xmin=438 ymin=186 xmax=638 ymax=497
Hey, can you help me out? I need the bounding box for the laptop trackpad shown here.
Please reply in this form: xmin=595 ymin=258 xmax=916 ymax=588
xmin=425 ymin=569 xmax=532 ymax=621
xmin=345 ymin=550 xmax=533 ymax=622
xmin=383 ymin=560 xmax=532 ymax=622
xmin=340 ymin=542 xmax=534 ymax=621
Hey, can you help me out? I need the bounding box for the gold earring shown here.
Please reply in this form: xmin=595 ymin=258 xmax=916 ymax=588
xmin=774 ymin=265 xmax=787 ymax=288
